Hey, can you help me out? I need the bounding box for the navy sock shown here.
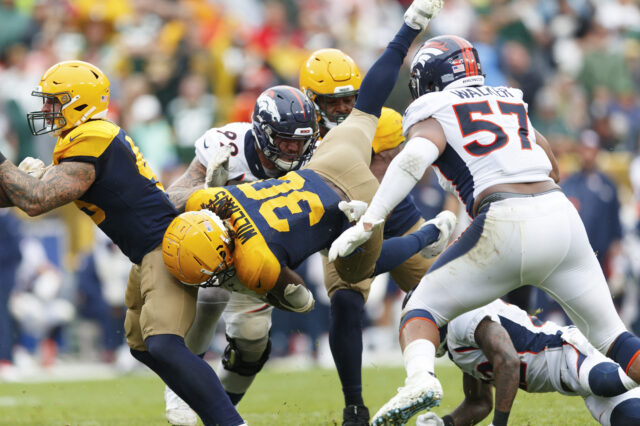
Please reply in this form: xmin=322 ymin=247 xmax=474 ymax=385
xmin=143 ymin=334 xmax=244 ymax=426
xmin=609 ymin=331 xmax=640 ymax=374
xmin=611 ymin=397 xmax=640 ymax=425
xmin=330 ymin=290 xmax=365 ymax=407
xmin=373 ymin=223 xmax=439 ymax=276
xmin=227 ymin=391 xmax=244 ymax=406
xmin=355 ymin=23 xmax=420 ymax=117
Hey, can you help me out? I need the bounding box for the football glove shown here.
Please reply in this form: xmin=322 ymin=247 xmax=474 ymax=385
xmin=266 ymin=283 xmax=315 ymax=313
xmin=404 ymin=0 xmax=444 ymax=31
xmin=204 ymin=144 xmax=233 ymax=188
xmin=18 ymin=157 xmax=48 ymax=179
xmin=419 ymin=210 xmax=457 ymax=258
xmin=338 ymin=200 xmax=368 ymax=223
xmin=328 ymin=215 xmax=384 ymax=262
xmin=416 ymin=412 xmax=445 ymax=426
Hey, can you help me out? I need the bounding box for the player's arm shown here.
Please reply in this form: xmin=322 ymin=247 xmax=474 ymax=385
xmin=534 ymin=129 xmax=559 ymax=183
xmin=166 ymin=157 xmax=206 ymax=212
xmin=475 ymin=317 xmax=520 ymax=426
xmin=0 ymin=157 xmax=94 ymax=215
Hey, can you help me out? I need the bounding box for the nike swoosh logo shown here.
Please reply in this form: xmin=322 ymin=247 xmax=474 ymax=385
xmin=203 ymin=139 xmax=209 ymax=149
xmin=69 ymin=133 xmax=83 ymax=142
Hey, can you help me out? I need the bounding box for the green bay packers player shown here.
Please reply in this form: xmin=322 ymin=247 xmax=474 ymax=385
xmin=0 ymin=61 xmax=246 ymax=426
xmin=299 ymin=50 xmax=447 ymax=425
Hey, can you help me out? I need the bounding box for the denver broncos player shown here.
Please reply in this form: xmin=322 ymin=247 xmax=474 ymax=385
xmin=0 ymin=61 xmax=246 ymax=426
xmin=300 ymin=49 xmax=444 ymax=426
xmin=417 ymin=300 xmax=640 ymax=426
xmin=330 ymin=34 xmax=640 ymax=425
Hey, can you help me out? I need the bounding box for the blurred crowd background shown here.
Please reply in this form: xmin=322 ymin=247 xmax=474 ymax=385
xmin=1 ymin=0 xmax=640 ymax=380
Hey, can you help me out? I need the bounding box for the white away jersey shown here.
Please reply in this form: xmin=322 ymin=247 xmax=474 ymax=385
xmin=194 ymin=122 xmax=264 ymax=184
xmin=447 ymin=299 xmax=573 ymax=394
xmin=403 ymin=86 xmax=553 ymax=216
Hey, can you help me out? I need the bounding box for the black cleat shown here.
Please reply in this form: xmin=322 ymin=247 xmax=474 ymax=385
xmin=343 ymin=404 xmax=370 ymax=426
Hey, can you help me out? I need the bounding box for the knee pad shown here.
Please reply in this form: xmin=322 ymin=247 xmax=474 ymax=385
xmin=226 ymin=312 xmax=271 ymax=342
xmin=588 ymin=362 xmax=628 ymax=397
xmin=609 ymin=332 xmax=640 ymax=374
xmin=610 ymin=398 xmax=640 ymax=426
xmin=221 ymin=334 xmax=271 ymax=377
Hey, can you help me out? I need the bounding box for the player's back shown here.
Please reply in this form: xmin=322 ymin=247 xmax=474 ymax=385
xmin=186 ymin=169 xmax=347 ymax=289
xmin=53 ymin=120 xmax=177 ymax=264
xmin=403 ymin=86 xmax=553 ymax=216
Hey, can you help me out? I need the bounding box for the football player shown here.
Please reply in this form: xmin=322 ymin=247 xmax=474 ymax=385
xmin=161 ymin=0 xmax=448 ymax=422
xmin=300 ymin=49 xmax=448 ymax=425
xmin=416 ymin=299 xmax=640 ymax=426
xmin=0 ymin=61 xmax=246 ymax=425
xmin=329 ymin=32 xmax=640 ymax=426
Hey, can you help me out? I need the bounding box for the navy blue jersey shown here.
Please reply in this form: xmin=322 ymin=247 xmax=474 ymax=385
xmin=187 ymin=169 xmax=347 ymax=290
xmin=53 ymin=120 xmax=178 ymax=263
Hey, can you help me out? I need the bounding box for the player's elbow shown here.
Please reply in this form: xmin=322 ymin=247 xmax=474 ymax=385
xmin=23 ymin=203 xmax=46 ymax=217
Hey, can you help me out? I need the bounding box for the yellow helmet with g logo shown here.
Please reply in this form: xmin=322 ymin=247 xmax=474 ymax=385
xmin=372 ymin=107 xmax=405 ymax=154
xmin=27 ymin=60 xmax=110 ymax=136
xmin=162 ymin=210 xmax=234 ymax=286
xmin=299 ymin=48 xmax=362 ymax=130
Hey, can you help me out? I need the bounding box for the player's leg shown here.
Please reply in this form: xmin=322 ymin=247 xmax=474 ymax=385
xmin=164 ymin=286 xmax=232 ymax=425
xmin=373 ymin=210 xmax=522 ymax=425
xmin=217 ymin=293 xmax=273 ymax=405
xmin=322 ymin=255 xmax=373 ymax=426
xmin=584 ymin=387 xmax=640 ymax=426
xmin=135 ymin=247 xmax=244 ymax=426
xmin=560 ymin=328 xmax=637 ymax=398
xmin=388 ymin=218 xmax=435 ymax=292
xmin=538 ymin=194 xmax=640 ymax=382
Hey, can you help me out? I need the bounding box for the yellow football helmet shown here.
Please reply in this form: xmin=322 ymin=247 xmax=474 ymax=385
xmin=27 ymin=60 xmax=110 ymax=136
xmin=299 ymin=48 xmax=362 ymax=129
xmin=162 ymin=210 xmax=234 ymax=286
xmin=372 ymin=107 xmax=405 ymax=154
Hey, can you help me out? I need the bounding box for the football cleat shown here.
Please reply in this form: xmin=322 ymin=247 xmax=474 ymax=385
xmin=164 ymin=386 xmax=198 ymax=426
xmin=371 ymin=371 xmax=442 ymax=426
xmin=342 ymin=404 xmax=370 ymax=426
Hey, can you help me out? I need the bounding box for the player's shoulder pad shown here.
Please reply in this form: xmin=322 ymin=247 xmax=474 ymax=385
xmin=195 ymin=122 xmax=251 ymax=164
xmin=233 ymin=241 xmax=281 ymax=295
xmin=402 ymin=92 xmax=451 ymax=137
xmin=53 ymin=120 xmax=119 ymax=164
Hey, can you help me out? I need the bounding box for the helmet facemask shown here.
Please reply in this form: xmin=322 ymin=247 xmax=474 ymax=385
xmin=27 ymin=91 xmax=72 ymax=136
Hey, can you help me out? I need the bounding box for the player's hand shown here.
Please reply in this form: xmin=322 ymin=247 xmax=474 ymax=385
xmin=204 ymin=144 xmax=233 ymax=188
xmin=338 ymin=200 xmax=368 ymax=223
xmin=420 ymin=210 xmax=457 ymax=258
xmin=266 ymin=283 xmax=315 ymax=313
xmin=328 ymin=216 xmax=384 ymax=262
xmin=404 ymin=0 xmax=444 ymax=31
xmin=18 ymin=157 xmax=48 ymax=179
xmin=416 ymin=412 xmax=445 ymax=426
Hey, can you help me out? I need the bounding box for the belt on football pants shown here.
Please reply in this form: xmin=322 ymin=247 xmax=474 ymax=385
xmin=473 ymin=188 xmax=561 ymax=217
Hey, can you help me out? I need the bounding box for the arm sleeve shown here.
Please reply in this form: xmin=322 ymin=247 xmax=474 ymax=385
xmin=354 ymin=23 xmax=420 ymax=117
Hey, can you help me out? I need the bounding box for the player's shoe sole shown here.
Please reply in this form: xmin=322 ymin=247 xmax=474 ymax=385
xmin=371 ymin=371 xmax=443 ymax=426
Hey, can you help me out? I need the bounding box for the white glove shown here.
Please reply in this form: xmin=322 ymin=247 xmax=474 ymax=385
xmin=328 ymin=216 xmax=384 ymax=262
xmin=420 ymin=210 xmax=457 ymax=258
xmin=404 ymin=0 xmax=444 ymax=31
xmin=338 ymin=200 xmax=368 ymax=223
xmin=417 ymin=412 xmax=445 ymax=426
xmin=18 ymin=157 xmax=47 ymax=179
xmin=266 ymin=283 xmax=315 ymax=313
xmin=204 ymin=144 xmax=233 ymax=188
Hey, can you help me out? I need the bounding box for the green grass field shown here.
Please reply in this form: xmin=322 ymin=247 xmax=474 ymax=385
xmin=0 ymin=363 xmax=597 ymax=425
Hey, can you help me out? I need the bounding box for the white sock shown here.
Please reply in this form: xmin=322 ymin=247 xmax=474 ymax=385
xmin=403 ymin=339 xmax=436 ymax=377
